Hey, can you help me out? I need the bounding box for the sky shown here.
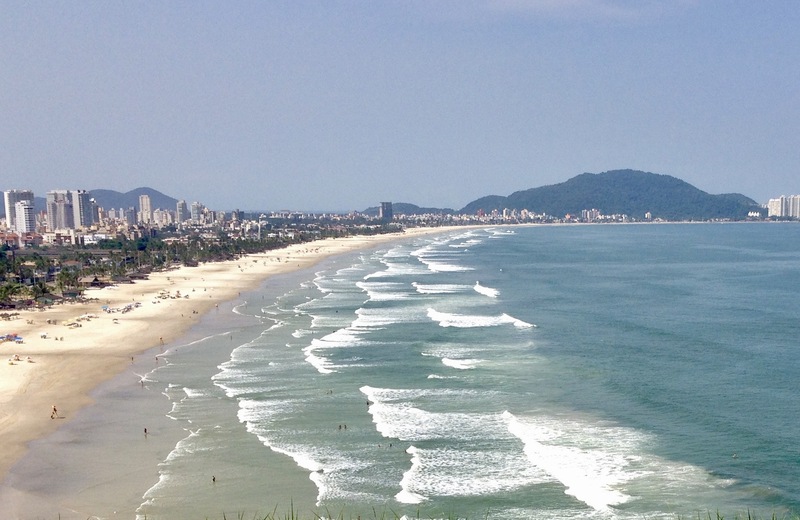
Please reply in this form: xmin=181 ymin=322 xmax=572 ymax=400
xmin=1 ymin=1 xmax=798 ymax=212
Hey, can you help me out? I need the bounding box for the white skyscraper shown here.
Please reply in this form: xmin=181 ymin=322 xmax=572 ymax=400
xmin=4 ymin=189 xmax=34 ymax=230
xmin=14 ymin=200 xmax=36 ymax=233
xmin=768 ymin=195 xmax=800 ymax=218
xmin=139 ymin=194 xmax=152 ymax=225
xmin=790 ymin=195 xmax=800 ymax=218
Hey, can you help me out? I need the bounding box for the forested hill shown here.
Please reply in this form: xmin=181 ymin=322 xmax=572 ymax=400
xmin=460 ymin=170 xmax=762 ymax=220
xmin=89 ymin=187 xmax=178 ymax=211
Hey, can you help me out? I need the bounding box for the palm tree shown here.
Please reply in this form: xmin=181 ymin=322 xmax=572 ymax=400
xmin=56 ymin=269 xmax=79 ymax=294
xmin=0 ymin=282 xmax=24 ymax=303
xmin=28 ymin=281 xmax=50 ymax=300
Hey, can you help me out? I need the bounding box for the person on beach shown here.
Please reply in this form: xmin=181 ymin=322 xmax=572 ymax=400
xmin=51 ymin=405 xmax=58 ymax=419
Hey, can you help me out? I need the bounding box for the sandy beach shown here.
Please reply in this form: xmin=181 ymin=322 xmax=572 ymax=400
xmin=0 ymin=227 xmax=454 ymax=518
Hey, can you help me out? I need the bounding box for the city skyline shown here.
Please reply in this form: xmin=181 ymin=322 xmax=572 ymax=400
xmin=5 ymin=175 xmax=800 ymax=221
xmin=2 ymin=2 xmax=798 ymax=211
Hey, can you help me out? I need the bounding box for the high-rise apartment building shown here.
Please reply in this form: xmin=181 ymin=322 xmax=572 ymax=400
xmin=791 ymin=196 xmax=800 ymax=218
xmin=768 ymin=195 xmax=800 ymax=218
xmin=14 ymin=200 xmax=36 ymax=233
xmin=379 ymin=202 xmax=393 ymax=222
xmin=46 ymin=190 xmax=74 ymax=231
xmin=4 ymin=189 xmax=34 ymax=230
xmin=191 ymin=201 xmax=205 ymax=223
xmin=72 ymin=189 xmax=95 ymax=229
xmin=176 ymin=200 xmax=189 ymax=223
xmin=138 ymin=194 xmax=152 ymax=225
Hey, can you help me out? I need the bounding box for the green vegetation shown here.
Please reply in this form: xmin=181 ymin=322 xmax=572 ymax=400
xmin=128 ymin=509 xmax=800 ymax=520
xmin=460 ymin=169 xmax=763 ymax=220
xmin=0 ymin=224 xmax=401 ymax=309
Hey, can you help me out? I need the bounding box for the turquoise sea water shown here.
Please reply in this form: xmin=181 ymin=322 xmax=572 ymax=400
xmin=138 ymin=223 xmax=800 ymax=519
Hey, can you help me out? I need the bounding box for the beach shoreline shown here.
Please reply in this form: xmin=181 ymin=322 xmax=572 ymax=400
xmin=0 ymin=227 xmax=462 ymax=517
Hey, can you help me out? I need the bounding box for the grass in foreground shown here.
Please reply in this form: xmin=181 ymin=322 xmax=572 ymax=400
xmin=173 ymin=509 xmax=800 ymax=520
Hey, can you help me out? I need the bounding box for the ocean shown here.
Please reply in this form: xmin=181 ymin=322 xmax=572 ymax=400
xmin=13 ymin=223 xmax=800 ymax=519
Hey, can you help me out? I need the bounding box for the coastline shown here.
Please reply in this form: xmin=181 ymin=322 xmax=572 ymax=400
xmin=0 ymin=227 xmax=460 ymax=517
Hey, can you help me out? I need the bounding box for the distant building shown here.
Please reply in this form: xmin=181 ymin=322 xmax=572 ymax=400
xmin=768 ymin=195 xmax=800 ymax=218
xmin=46 ymin=190 xmax=74 ymax=231
xmin=138 ymin=194 xmax=152 ymax=225
xmin=14 ymin=200 xmax=36 ymax=233
xmin=4 ymin=189 xmax=34 ymax=230
xmin=72 ymin=189 xmax=95 ymax=229
xmin=379 ymin=202 xmax=393 ymax=222
xmin=153 ymin=208 xmax=174 ymax=227
xmin=124 ymin=207 xmax=137 ymax=225
xmin=581 ymin=208 xmax=601 ymax=222
xmin=191 ymin=201 xmax=205 ymax=223
xmin=176 ymin=200 xmax=189 ymax=223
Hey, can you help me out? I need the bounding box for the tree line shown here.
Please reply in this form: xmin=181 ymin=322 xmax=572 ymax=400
xmin=0 ymin=223 xmax=400 ymax=307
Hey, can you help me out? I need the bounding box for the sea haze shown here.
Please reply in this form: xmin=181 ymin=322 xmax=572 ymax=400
xmin=123 ymin=223 xmax=799 ymax=518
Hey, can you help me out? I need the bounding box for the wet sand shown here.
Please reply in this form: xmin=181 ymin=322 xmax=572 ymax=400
xmin=0 ymin=227 xmax=459 ymax=518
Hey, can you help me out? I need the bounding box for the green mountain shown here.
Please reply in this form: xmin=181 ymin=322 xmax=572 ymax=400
xmin=90 ymin=187 xmax=178 ymax=211
xmin=460 ymin=169 xmax=763 ymax=220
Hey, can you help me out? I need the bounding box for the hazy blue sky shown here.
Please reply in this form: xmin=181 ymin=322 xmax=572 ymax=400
xmin=2 ymin=1 xmax=798 ymax=211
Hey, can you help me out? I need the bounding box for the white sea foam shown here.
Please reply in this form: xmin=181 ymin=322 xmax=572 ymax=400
xmin=396 ymin=444 xmax=547 ymax=503
xmin=363 ymin=258 xmax=429 ymax=279
xmin=361 ymin=386 xmax=507 ymax=442
xmin=409 ymin=240 xmax=476 ymax=273
xmin=354 ymin=306 xmax=424 ymax=327
xmin=449 ymin=238 xmax=483 ymax=249
xmin=137 ymin=429 xmax=204 ymax=517
xmin=474 ymin=281 xmax=500 ymax=298
xmin=265 ymin=320 xmax=285 ymax=332
xmin=303 ymin=347 xmax=335 ymax=374
xmin=396 ymin=446 xmax=428 ymax=504
xmin=269 ymin=444 xmax=328 ymax=504
xmin=356 ymin=280 xmax=411 ymax=301
xmin=410 ymin=244 xmax=436 ymax=257
xmin=136 ymin=371 xmax=156 ymax=384
xmin=412 ymin=282 xmax=471 ymax=294
xmin=416 ymin=257 xmax=474 ymax=273
xmin=422 ymin=343 xmax=488 ymax=360
xmin=301 ymin=304 xmax=425 ymax=373
xmin=310 ymin=312 xmax=351 ymax=329
xmin=300 ymin=322 xmax=372 ymax=373
xmin=182 ymin=387 xmax=204 ymax=398
xmin=503 ymin=411 xmax=639 ymax=511
xmin=292 ymin=328 xmax=313 ymax=338
xmin=441 ymin=357 xmax=482 ymax=370
xmin=427 ymin=308 xmax=535 ymax=329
